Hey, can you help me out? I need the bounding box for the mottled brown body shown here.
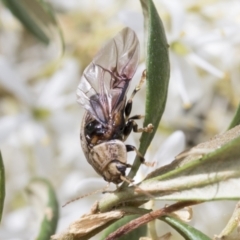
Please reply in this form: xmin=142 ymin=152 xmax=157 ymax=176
xmin=77 ymin=28 xmax=153 ymax=184
xmin=81 ymin=110 xmax=128 ymax=184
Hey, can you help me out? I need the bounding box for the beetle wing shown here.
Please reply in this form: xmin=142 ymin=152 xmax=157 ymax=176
xmin=77 ymin=27 xmax=140 ymax=125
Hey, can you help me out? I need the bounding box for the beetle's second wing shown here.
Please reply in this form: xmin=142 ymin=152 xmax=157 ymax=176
xmin=77 ymin=27 xmax=140 ymax=125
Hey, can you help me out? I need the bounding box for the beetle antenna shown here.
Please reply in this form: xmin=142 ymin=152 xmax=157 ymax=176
xmin=120 ymin=175 xmax=154 ymax=199
xmin=62 ymin=183 xmax=110 ymax=207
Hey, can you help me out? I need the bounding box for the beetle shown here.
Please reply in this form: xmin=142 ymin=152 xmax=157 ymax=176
xmin=77 ymin=27 xmax=153 ymax=185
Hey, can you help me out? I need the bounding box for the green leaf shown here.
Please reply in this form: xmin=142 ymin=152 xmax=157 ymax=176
xmin=2 ymin=0 xmax=64 ymax=50
xmin=125 ymin=0 xmax=170 ymax=184
xmin=101 ymin=215 xmax=147 ymax=240
xmin=228 ymin=102 xmax=240 ymax=130
xmin=162 ymin=215 xmax=211 ymax=240
xmin=140 ymin=125 xmax=240 ymax=200
xmin=26 ymin=178 xmax=59 ymax=240
xmin=0 ymin=151 xmax=5 ymax=222
xmin=98 ymin=125 xmax=240 ymax=211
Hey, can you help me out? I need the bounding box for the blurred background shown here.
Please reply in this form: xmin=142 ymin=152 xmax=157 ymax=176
xmin=0 ymin=0 xmax=240 ymax=239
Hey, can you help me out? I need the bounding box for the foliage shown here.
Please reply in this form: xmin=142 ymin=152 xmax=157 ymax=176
xmin=1 ymin=0 xmax=240 ymax=239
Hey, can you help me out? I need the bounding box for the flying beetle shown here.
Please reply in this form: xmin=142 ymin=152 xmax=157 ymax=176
xmin=77 ymin=27 xmax=153 ymax=185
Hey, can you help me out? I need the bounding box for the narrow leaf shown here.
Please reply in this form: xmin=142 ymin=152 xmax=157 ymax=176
xmin=2 ymin=0 xmax=64 ymax=50
xmin=26 ymin=178 xmax=59 ymax=240
xmin=101 ymin=215 xmax=147 ymax=240
xmin=139 ymin=126 xmax=240 ymax=200
xmin=125 ymin=0 xmax=170 ymax=183
xmin=99 ymin=125 xmax=240 ymax=212
xmin=228 ymin=102 xmax=240 ymax=130
xmin=2 ymin=0 xmax=49 ymax=44
xmin=0 ymin=151 xmax=5 ymax=222
xmin=162 ymin=215 xmax=211 ymax=240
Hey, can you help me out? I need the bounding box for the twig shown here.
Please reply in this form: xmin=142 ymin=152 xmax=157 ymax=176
xmin=106 ymin=200 xmax=201 ymax=240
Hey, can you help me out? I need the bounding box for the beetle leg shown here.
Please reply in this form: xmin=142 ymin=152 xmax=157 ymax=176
xmin=123 ymin=121 xmax=132 ymax=140
xmin=132 ymin=121 xmax=154 ymax=133
xmin=126 ymin=144 xmax=145 ymax=163
xmin=123 ymin=119 xmax=153 ymax=141
xmin=126 ymin=144 xmax=154 ymax=167
xmin=125 ymin=70 xmax=146 ymax=119
xmin=123 ymin=116 xmax=143 ymax=140
xmin=128 ymin=115 xmax=144 ymax=120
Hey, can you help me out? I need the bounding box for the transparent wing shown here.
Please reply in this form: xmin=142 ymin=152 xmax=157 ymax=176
xmin=76 ymin=27 xmax=140 ymax=125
